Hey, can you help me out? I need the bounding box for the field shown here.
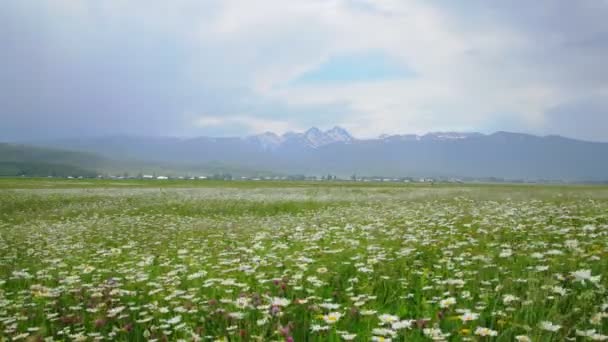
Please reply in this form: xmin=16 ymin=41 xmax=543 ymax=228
xmin=1 ymin=179 xmax=608 ymax=341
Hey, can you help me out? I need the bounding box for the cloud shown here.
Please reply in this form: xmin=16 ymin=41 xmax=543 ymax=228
xmin=542 ymin=95 xmax=608 ymax=142
xmin=1 ymin=0 xmax=607 ymax=141
xmin=195 ymin=115 xmax=301 ymax=135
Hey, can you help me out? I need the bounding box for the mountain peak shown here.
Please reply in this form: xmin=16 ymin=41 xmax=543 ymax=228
xmin=325 ymin=126 xmax=353 ymax=143
xmin=262 ymin=127 xmax=355 ymax=149
xmin=301 ymin=127 xmax=329 ymax=148
xmin=327 ymin=126 xmax=348 ymax=133
xmin=304 ymin=127 xmax=324 ymax=139
xmin=247 ymin=131 xmax=283 ymax=150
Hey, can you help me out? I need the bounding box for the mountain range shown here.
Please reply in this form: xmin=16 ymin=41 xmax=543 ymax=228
xmin=7 ymin=127 xmax=605 ymax=181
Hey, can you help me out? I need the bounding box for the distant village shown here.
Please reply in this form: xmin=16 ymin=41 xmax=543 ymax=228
xmin=107 ymin=174 xmax=445 ymax=183
xmin=56 ymin=172 xmax=450 ymax=183
xmin=49 ymin=173 xmax=588 ymax=184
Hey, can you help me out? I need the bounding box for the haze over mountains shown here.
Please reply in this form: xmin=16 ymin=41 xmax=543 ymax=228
xmin=3 ymin=127 xmax=604 ymax=182
xmin=3 ymin=1 xmax=608 ymax=183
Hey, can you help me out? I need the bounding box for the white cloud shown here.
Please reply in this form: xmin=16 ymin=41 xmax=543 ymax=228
xmin=195 ymin=115 xmax=300 ymax=135
xmin=2 ymin=0 xmax=608 ymax=140
xmin=188 ymin=0 xmax=595 ymax=137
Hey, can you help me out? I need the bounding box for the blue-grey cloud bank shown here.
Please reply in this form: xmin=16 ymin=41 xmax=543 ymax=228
xmin=1 ymin=0 xmax=607 ymax=141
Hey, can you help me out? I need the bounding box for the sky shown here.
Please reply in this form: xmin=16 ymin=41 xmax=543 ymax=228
xmin=1 ymin=0 xmax=608 ymax=142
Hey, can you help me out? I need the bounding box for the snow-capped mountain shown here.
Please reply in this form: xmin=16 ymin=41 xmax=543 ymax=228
xmin=377 ymin=132 xmax=483 ymax=142
xmin=248 ymin=126 xmax=354 ymax=150
xmin=422 ymin=132 xmax=484 ymax=140
xmin=247 ymin=128 xmax=485 ymax=149
xmin=325 ymin=126 xmax=354 ymax=144
xmin=30 ymin=128 xmax=608 ymax=181
xmin=245 ymin=132 xmax=283 ymax=150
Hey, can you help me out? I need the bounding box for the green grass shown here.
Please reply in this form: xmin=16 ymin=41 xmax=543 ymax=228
xmin=2 ymin=176 xmax=608 ymax=190
xmin=0 ymin=180 xmax=607 ymax=341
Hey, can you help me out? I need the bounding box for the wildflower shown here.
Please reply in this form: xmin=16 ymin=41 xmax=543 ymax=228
xmin=391 ymin=320 xmax=413 ymax=330
xmin=107 ymin=306 xmax=126 ymax=318
xmin=499 ymin=249 xmax=512 ymax=258
xmin=235 ymin=297 xmax=251 ymax=308
xmin=371 ymin=337 xmax=391 ymax=342
xmin=590 ymin=312 xmax=607 ymax=325
xmin=459 ymin=311 xmax=479 ymax=323
xmin=256 ymin=317 xmax=268 ymax=326
xmin=474 ymin=327 xmax=498 ymax=337
xmin=167 ymin=315 xmax=181 ymax=325
xmin=577 ymin=329 xmax=598 ymax=337
xmin=319 ymin=302 xmax=340 ymax=310
xmin=552 ymin=286 xmax=567 ymax=296
xmin=12 ymin=333 xmax=30 ymax=340
xmin=228 ymin=312 xmax=245 ymax=320
xmin=439 ymin=297 xmax=456 ymax=308
xmin=539 ymin=321 xmax=560 ymax=332
xmin=136 ymin=317 xmax=153 ymax=324
xmin=571 ymin=269 xmax=601 ymax=284
xmin=378 ymin=314 xmax=400 ymax=325
xmin=360 ymin=309 xmax=377 ymax=316
xmin=372 ymin=328 xmax=396 ymax=337
xmin=323 ymin=312 xmax=342 ymax=324
xmin=423 ymin=327 xmax=450 ymax=340
xmin=270 ymin=297 xmax=290 ymax=307
xmin=503 ymin=294 xmax=519 ymax=304
xmin=187 ymin=271 xmax=207 ymax=280
xmin=515 ymin=335 xmax=531 ymax=342
xmin=311 ymin=324 xmax=329 ymax=332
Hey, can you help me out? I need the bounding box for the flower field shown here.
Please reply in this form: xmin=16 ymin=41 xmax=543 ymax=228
xmin=1 ymin=181 xmax=608 ymax=341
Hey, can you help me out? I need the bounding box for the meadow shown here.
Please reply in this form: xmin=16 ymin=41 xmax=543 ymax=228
xmin=1 ymin=179 xmax=607 ymax=341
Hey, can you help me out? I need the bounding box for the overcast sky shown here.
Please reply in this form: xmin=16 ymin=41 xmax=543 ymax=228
xmin=2 ymin=0 xmax=608 ymax=141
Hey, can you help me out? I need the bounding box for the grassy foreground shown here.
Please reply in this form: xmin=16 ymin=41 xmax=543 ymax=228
xmin=1 ymin=181 xmax=607 ymax=341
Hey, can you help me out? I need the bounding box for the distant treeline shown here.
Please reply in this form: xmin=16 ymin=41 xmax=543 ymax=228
xmin=0 ymin=162 xmax=97 ymax=178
